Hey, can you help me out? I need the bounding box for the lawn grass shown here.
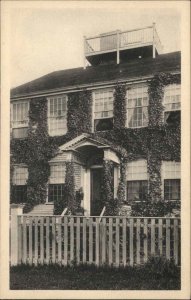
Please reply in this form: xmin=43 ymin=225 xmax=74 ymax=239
xmin=10 ymin=261 xmax=181 ymax=290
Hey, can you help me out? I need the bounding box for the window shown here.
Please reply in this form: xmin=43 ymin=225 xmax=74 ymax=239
xmin=164 ymin=179 xmax=180 ymax=200
xmin=162 ymin=161 xmax=181 ymax=201
xmin=126 ymin=160 xmax=148 ymax=203
xmin=162 ymin=161 xmax=180 ymax=179
xmin=48 ymin=95 xmax=67 ymax=136
xmin=12 ymin=166 xmax=28 ymax=203
xmin=164 ymin=84 xmax=181 ymax=124
xmin=13 ymin=166 xmax=28 ymax=185
xmin=164 ymin=84 xmax=181 ymax=111
xmin=48 ymin=164 xmax=66 ymax=202
xmin=11 ymin=101 xmax=29 ymax=138
xmin=127 ymin=160 xmax=148 ymax=181
xmin=127 ymin=85 xmax=148 ymax=128
xmin=94 ymin=89 xmax=114 ymax=131
xmin=127 ymin=180 xmax=148 ymax=202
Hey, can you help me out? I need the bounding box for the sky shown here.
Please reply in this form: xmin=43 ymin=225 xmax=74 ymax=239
xmin=8 ymin=1 xmax=181 ymax=88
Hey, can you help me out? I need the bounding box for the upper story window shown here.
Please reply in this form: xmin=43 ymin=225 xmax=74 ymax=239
xmin=11 ymin=101 xmax=29 ymax=138
xmin=126 ymin=159 xmax=148 ymax=203
xmin=48 ymin=164 xmax=66 ymax=202
xmin=162 ymin=161 xmax=181 ymax=201
xmin=126 ymin=85 xmax=148 ymax=128
xmin=12 ymin=166 xmax=28 ymax=203
xmin=93 ymin=88 xmax=114 ymax=131
xmin=48 ymin=95 xmax=67 ymax=136
xmin=163 ymin=84 xmax=181 ymax=125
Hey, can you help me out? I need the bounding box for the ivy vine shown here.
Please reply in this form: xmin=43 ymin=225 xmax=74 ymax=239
xmin=102 ymin=160 xmax=117 ymax=215
xmin=113 ymin=84 xmax=127 ymax=129
xmin=67 ymin=90 xmax=92 ymax=135
xmin=10 ymin=73 xmax=181 ymax=216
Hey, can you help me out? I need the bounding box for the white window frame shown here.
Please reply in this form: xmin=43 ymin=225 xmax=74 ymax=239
xmin=126 ymin=159 xmax=148 ymax=181
xmin=47 ymin=95 xmax=68 ymax=136
xmin=126 ymin=84 xmax=149 ymax=128
xmin=161 ymin=161 xmax=181 ymax=201
xmin=49 ymin=163 xmax=66 ymax=184
xmin=92 ymin=88 xmax=114 ymax=133
xmin=48 ymin=163 xmax=66 ymax=203
xmin=11 ymin=101 xmax=29 ymax=129
xmin=163 ymin=84 xmax=181 ymax=123
xmin=12 ymin=165 xmax=28 ymax=185
xmin=163 ymin=84 xmax=181 ymax=112
xmin=126 ymin=159 xmax=148 ymax=203
xmin=93 ymin=88 xmax=114 ymax=120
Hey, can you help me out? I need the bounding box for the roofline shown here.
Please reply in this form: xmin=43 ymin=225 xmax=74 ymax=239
xmin=10 ymin=71 xmax=180 ymax=101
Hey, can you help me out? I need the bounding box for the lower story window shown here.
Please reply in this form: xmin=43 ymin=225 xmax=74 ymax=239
xmin=127 ymin=180 xmax=148 ymax=203
xmin=48 ymin=184 xmax=65 ymax=203
xmin=12 ymin=185 xmax=27 ymax=203
xmin=164 ymin=179 xmax=180 ymax=200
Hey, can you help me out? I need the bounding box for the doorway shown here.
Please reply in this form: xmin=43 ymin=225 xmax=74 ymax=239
xmin=90 ymin=167 xmax=103 ymax=216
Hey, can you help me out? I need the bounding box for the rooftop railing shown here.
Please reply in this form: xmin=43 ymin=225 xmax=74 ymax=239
xmin=84 ymin=24 xmax=163 ymax=65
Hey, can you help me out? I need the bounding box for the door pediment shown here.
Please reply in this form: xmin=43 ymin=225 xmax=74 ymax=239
xmin=59 ymin=133 xmax=121 ymax=165
xmin=59 ymin=133 xmax=110 ymax=152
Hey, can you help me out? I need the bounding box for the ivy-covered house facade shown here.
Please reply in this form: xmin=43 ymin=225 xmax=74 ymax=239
xmin=10 ymin=25 xmax=181 ymax=216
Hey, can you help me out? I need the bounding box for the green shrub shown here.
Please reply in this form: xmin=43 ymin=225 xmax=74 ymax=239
xmin=144 ymin=256 xmax=180 ymax=278
xmin=131 ymin=200 xmax=179 ymax=217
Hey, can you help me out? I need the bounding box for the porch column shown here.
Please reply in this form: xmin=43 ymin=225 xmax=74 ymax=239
xmin=114 ymin=165 xmax=120 ymax=198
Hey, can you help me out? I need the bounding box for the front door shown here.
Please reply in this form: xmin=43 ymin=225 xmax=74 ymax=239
xmin=90 ymin=168 xmax=103 ymax=216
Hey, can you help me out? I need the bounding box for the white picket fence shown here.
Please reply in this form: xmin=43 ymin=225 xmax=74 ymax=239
xmin=10 ymin=207 xmax=181 ymax=267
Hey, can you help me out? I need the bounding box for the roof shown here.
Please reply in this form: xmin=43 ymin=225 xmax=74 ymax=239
xmin=11 ymin=51 xmax=180 ymax=98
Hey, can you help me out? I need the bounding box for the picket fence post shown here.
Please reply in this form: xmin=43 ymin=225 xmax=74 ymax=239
xmin=10 ymin=204 xmax=23 ymax=266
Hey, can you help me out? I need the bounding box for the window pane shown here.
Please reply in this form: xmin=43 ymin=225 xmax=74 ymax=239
xmin=94 ymin=118 xmax=113 ymax=131
xmin=12 ymin=128 xmax=28 ymax=139
xmin=94 ymin=89 xmax=113 ymax=119
xmin=48 ymin=184 xmax=65 ymax=202
xmin=127 ymin=160 xmax=148 ymax=180
xmin=12 ymin=101 xmax=29 ymax=130
xmin=12 ymin=185 xmax=27 ymax=203
xmin=163 ymin=161 xmax=181 ymax=179
xmin=164 ymin=84 xmax=181 ymax=112
xmin=49 ymin=164 xmax=66 ymax=184
xmin=127 ymin=180 xmax=148 ymax=202
xmin=13 ymin=167 xmax=28 ymax=185
xmin=127 ymin=85 xmax=148 ymax=128
xmin=164 ymin=179 xmax=180 ymax=200
xmin=48 ymin=95 xmax=67 ymax=136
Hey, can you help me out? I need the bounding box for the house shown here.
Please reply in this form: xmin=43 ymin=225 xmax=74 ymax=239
xmin=10 ymin=24 xmax=181 ymax=217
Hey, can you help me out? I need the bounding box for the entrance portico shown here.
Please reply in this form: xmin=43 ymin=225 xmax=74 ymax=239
xmin=59 ymin=134 xmax=120 ymax=216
